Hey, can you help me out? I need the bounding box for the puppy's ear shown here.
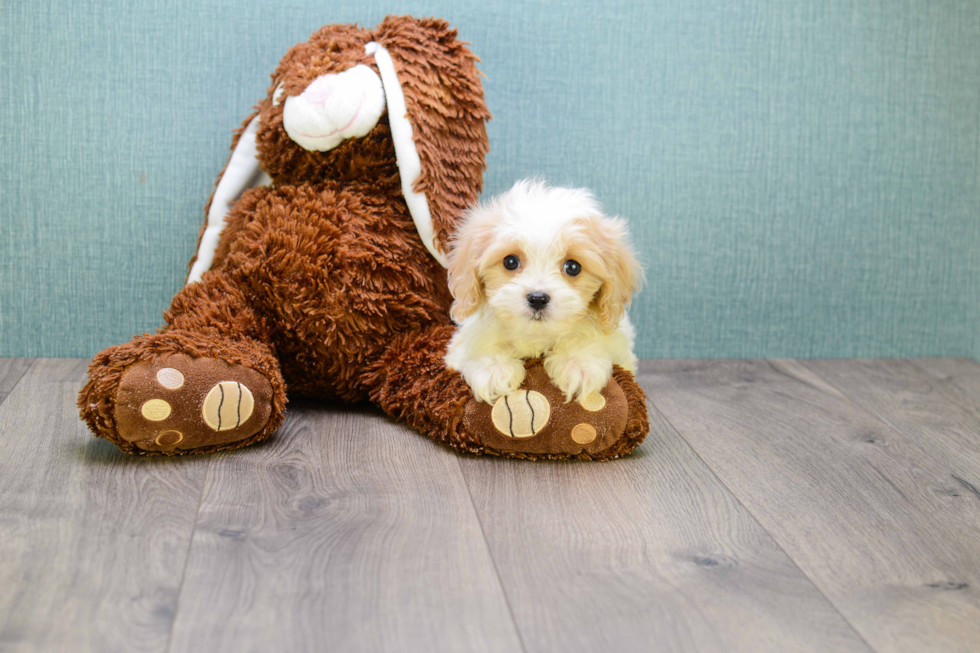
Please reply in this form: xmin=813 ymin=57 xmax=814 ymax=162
xmin=447 ymin=209 xmax=495 ymax=323
xmin=187 ymin=113 xmax=272 ymax=284
xmin=593 ymin=215 xmax=644 ymax=334
xmin=372 ymin=16 xmax=491 ymax=262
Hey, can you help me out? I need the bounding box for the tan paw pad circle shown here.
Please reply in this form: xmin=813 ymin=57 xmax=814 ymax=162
xmin=579 ymin=392 xmax=606 ymax=412
xmin=141 ymin=399 xmax=172 ymax=421
xmin=155 ymin=430 xmax=184 ymax=447
xmin=571 ymin=423 xmax=597 ymax=444
xmin=202 ymin=381 xmax=255 ymax=432
xmin=491 ymin=390 xmax=551 ymax=438
xmin=156 ymin=367 xmax=185 ymax=390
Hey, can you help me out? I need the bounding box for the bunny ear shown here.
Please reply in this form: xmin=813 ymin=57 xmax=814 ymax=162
xmin=186 ymin=115 xmax=271 ymax=284
xmin=371 ymin=16 xmax=491 ymax=265
xmin=366 ymin=41 xmax=446 ymax=267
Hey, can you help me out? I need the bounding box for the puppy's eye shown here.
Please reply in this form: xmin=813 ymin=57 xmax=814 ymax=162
xmin=503 ymin=255 xmax=520 ymax=270
xmin=563 ymin=259 xmax=582 ymax=276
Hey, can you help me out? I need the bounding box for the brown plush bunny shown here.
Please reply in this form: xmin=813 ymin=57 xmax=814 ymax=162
xmin=78 ymin=15 xmax=649 ymax=460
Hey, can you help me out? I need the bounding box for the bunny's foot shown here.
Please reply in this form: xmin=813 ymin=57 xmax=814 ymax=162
xmin=463 ymin=361 xmax=648 ymax=460
xmin=79 ymin=332 xmax=286 ymax=455
xmin=367 ymin=326 xmax=649 ymax=461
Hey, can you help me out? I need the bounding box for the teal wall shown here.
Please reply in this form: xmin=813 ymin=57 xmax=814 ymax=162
xmin=2 ymin=0 xmax=978 ymax=359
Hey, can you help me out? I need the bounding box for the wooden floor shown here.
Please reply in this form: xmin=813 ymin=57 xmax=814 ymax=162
xmin=1 ymin=358 xmax=980 ymax=652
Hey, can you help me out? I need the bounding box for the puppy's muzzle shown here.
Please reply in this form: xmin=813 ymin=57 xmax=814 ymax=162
xmin=527 ymin=292 xmax=550 ymax=311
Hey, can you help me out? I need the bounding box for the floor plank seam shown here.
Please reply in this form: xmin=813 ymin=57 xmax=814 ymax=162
xmin=455 ymin=455 xmax=529 ymax=653
xmin=643 ymin=396 xmax=880 ymax=653
xmin=163 ymin=457 xmax=212 ymax=653
xmin=0 ymin=358 xmax=36 ymax=409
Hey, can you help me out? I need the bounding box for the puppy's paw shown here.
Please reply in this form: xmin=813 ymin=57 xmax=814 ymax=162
xmin=465 ymin=356 xmax=526 ymax=403
xmin=545 ymin=353 xmax=613 ymax=403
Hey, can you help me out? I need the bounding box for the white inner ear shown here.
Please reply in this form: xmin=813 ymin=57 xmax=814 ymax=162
xmin=186 ymin=116 xmax=271 ymax=284
xmin=365 ymin=42 xmax=447 ymax=268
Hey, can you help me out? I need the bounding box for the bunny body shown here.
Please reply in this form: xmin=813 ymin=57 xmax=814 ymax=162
xmin=78 ymin=17 xmax=649 ymax=459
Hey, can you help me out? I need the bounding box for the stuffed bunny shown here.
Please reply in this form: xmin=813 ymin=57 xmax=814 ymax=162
xmin=78 ymin=16 xmax=649 ymax=460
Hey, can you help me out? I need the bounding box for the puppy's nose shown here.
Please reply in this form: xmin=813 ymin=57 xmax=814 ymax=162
xmin=527 ymin=292 xmax=550 ymax=310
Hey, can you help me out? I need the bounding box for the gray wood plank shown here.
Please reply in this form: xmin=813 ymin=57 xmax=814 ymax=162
xmin=0 ymin=359 xmax=209 ymax=653
xmin=458 ymin=403 xmax=873 ymax=652
xmin=641 ymin=359 xmax=980 ymax=653
xmin=801 ymin=359 xmax=980 ymax=491
xmin=911 ymin=358 xmax=980 ymax=416
xmin=0 ymin=357 xmax=33 ymax=405
xmin=167 ymin=402 xmax=523 ymax=653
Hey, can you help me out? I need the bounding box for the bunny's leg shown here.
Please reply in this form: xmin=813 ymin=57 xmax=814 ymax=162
xmin=78 ymin=272 xmax=287 ymax=455
xmin=362 ymin=325 xmax=650 ymax=460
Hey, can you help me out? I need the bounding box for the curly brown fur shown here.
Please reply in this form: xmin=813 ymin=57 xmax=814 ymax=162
xmin=376 ymin=16 xmax=491 ymax=253
xmin=249 ymin=17 xmax=489 ymax=255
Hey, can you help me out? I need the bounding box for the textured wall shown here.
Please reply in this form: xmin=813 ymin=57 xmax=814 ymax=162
xmin=2 ymin=0 xmax=978 ymax=359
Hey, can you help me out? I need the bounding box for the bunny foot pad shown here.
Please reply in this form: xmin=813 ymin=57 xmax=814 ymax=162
xmin=464 ymin=365 xmax=629 ymax=458
xmin=113 ymin=354 xmax=274 ymax=453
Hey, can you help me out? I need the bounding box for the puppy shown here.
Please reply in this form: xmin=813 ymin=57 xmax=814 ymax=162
xmin=446 ymin=180 xmax=643 ymax=404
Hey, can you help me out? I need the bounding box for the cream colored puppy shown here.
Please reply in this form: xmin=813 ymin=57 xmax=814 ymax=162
xmin=446 ymin=180 xmax=643 ymax=403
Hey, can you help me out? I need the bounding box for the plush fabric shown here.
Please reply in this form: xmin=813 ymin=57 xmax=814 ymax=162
xmin=463 ymin=363 xmax=632 ymax=459
xmin=366 ymin=41 xmax=447 ymax=267
xmin=76 ymin=16 xmax=650 ymax=460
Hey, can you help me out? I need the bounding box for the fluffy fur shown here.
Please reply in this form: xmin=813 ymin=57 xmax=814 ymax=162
xmin=446 ymin=180 xmax=643 ymax=403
